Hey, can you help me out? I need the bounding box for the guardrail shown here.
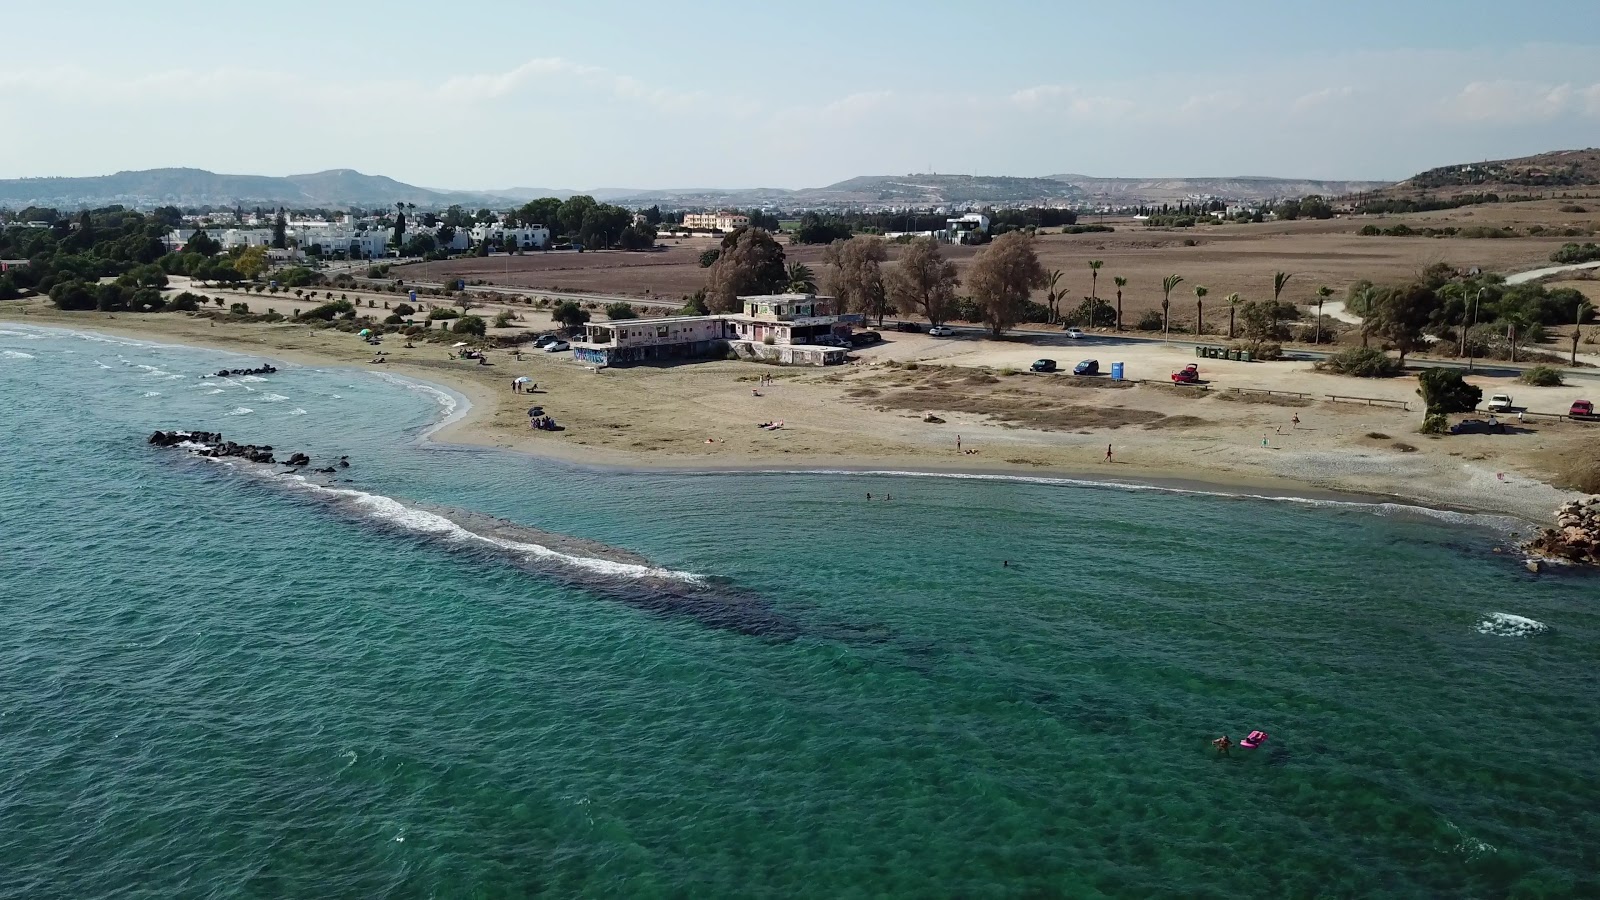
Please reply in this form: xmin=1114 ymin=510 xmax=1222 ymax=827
xmin=1325 ymin=394 xmax=1410 ymax=411
xmin=1519 ymin=410 xmax=1599 ymax=425
xmin=1227 ymin=387 xmax=1313 ymax=400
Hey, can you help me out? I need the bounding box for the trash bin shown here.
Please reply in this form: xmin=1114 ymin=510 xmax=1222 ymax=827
xmin=1208 ymin=347 xmax=1220 ymax=359
xmin=1242 ymin=350 xmax=1253 ymax=362
xmin=1230 ymin=349 xmax=1243 ymax=361
xmin=1195 ymin=346 xmax=1204 ymax=358
xmin=1110 ymin=361 xmax=1125 ymax=380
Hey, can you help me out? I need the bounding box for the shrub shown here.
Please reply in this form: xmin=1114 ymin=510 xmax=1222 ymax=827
xmin=230 ymin=303 xmax=251 ymax=315
xmin=606 ymin=302 xmax=638 ymax=320
xmin=451 ymin=315 xmax=487 ymax=336
xmin=762 ymin=334 xmax=776 ymax=345
xmin=1237 ymin=341 xmax=1283 ymax=360
xmin=492 ymin=310 xmax=514 ymax=328
xmin=903 ymin=362 xmax=919 ymax=370
xmin=1559 ymin=204 xmax=1588 ymax=213
xmin=49 ymin=280 xmax=96 ymax=310
xmin=1417 ymin=367 xmax=1482 ymax=414
xmin=297 ymin=299 xmax=356 ymax=321
xmin=393 ymin=302 xmax=416 ymax=317
xmin=384 ymin=313 xmax=405 ymax=325
xmin=1420 ymin=414 xmax=1450 ymax=435
xmin=1518 ymin=365 xmax=1565 ymax=386
xmin=426 ymin=308 xmax=460 ymax=321
xmin=699 ymin=248 xmax=721 ymax=268
xmin=1135 ymin=309 xmax=1165 ymax=331
xmin=1314 ymin=347 xmax=1403 ymax=377
xmin=163 ymin=292 xmax=203 ymax=312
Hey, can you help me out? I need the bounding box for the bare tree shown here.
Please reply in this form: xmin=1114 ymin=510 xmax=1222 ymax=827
xmin=823 ymin=236 xmax=890 ymax=325
xmin=886 ymin=237 xmax=960 ymax=326
xmin=969 ymin=232 xmax=1047 ymax=338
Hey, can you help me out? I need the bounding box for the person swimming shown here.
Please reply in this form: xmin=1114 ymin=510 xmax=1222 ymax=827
xmin=1212 ymin=735 xmax=1233 ymax=756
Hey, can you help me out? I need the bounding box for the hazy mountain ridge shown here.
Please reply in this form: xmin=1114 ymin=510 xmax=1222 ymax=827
xmin=0 ymin=168 xmax=519 ymax=210
xmin=1392 ymin=148 xmax=1600 ymax=193
xmin=1048 ymin=174 xmax=1391 ymax=203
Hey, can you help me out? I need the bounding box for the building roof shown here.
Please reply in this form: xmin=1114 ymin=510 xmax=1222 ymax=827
xmin=736 ymin=292 xmax=835 ymax=302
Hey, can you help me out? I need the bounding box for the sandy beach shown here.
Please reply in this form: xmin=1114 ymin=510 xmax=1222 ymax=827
xmin=3 ymin=297 xmax=1592 ymax=522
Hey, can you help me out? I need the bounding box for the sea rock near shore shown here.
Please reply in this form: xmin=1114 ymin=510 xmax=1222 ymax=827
xmin=1528 ymin=497 xmax=1600 ymax=566
xmin=148 ymin=430 xmax=299 ymax=467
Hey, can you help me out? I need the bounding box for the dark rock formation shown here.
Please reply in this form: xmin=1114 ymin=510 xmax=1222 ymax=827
xmin=1527 ymin=496 xmax=1600 ymax=566
xmin=148 ymin=430 xmax=335 ymax=471
xmin=207 ymin=364 xmax=278 ymax=378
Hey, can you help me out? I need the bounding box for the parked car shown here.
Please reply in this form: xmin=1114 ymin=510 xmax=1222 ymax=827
xmin=894 ymin=321 xmax=924 ymax=333
xmin=1486 ymin=393 xmax=1514 ymax=412
xmin=543 ymin=340 xmax=571 ymax=352
xmin=1570 ymin=400 xmax=1595 ymax=419
xmin=928 ymin=325 xmax=955 ymax=337
xmin=815 ymin=334 xmax=852 ymax=349
xmin=1171 ymin=363 xmax=1200 ymax=384
xmin=533 ymin=333 xmax=558 ymax=347
xmin=1030 ymin=358 xmax=1058 ymax=373
xmin=853 ymin=331 xmax=882 ymax=346
xmin=1064 ymin=327 xmax=1085 ymax=339
xmin=1451 ymin=418 xmax=1508 ymax=435
xmin=1073 ymin=359 xmax=1100 ymax=376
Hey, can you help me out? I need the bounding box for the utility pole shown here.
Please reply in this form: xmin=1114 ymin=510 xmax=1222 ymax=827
xmin=1465 ymin=287 xmax=1484 ymax=374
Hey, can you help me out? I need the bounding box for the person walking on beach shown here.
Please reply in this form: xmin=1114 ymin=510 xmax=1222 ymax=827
xmin=1291 ymin=414 xmax=1300 ymax=429
xmin=1213 ymin=735 xmax=1233 ymax=756
xmin=1104 ymin=443 xmax=1113 ymax=463
xmin=956 ymin=434 xmax=962 ymax=453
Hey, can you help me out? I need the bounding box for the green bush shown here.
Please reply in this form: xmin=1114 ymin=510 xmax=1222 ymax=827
xmin=383 ymin=313 xmax=405 ymax=325
xmin=1314 ymin=347 xmax=1403 ymax=377
xmin=297 ymin=299 xmax=356 ymax=321
xmin=1135 ymin=309 xmax=1165 ymax=331
xmin=606 ymin=302 xmax=638 ymax=320
xmin=427 ymin=308 xmax=460 ymax=321
xmin=392 ymin=302 xmax=416 ymax=317
xmin=1420 ymin=414 xmax=1450 ymax=434
xmin=230 ymin=303 xmax=250 ymax=315
xmin=1518 ymin=365 xmax=1564 ymax=386
xmin=492 ymin=310 xmax=514 ymax=328
xmin=163 ymin=291 xmax=203 ymax=312
xmin=451 ymin=315 xmax=487 ymax=336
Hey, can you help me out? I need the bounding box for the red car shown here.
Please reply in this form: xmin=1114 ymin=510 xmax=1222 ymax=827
xmin=1171 ymin=364 xmax=1200 ymax=384
xmin=1571 ymin=400 xmax=1595 ymax=419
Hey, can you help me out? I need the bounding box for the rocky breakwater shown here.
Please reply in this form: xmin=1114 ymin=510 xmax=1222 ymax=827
xmin=147 ymin=430 xmax=350 ymax=472
xmin=206 ymin=364 xmax=278 ymax=378
xmin=1528 ymin=496 xmax=1600 ymax=566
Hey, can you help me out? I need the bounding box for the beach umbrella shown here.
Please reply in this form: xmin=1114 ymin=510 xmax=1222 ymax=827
xmin=452 ymin=341 xmax=469 ymax=347
xmin=513 ymin=376 xmax=531 ymax=384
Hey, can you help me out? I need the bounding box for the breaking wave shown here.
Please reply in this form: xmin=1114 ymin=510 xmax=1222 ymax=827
xmin=1476 ymin=613 xmax=1548 ymax=637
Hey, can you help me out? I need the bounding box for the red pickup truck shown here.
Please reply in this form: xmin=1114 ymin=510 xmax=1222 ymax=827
xmin=1571 ymin=400 xmax=1595 ymax=419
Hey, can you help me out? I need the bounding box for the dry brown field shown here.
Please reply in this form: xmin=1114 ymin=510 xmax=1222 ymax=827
xmin=400 ymin=199 xmax=1600 ymax=316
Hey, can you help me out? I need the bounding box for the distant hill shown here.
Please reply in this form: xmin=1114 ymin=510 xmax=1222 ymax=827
xmin=812 ymin=174 xmax=1082 ymax=205
xmin=1391 ymin=148 xmax=1600 ymax=194
xmin=0 ymin=168 xmax=519 ymax=210
xmin=1048 ymin=174 xmax=1390 ymax=204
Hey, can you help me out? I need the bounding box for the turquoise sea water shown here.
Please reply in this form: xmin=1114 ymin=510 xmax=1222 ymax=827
xmin=1 ymin=323 xmax=1597 ymax=898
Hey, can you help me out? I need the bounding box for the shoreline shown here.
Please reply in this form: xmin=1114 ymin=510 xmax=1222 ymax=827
xmin=0 ymin=307 xmax=1577 ymax=524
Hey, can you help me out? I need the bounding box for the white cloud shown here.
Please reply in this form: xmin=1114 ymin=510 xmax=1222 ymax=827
xmin=1290 ymin=86 xmax=1354 ymax=113
xmin=1440 ymin=80 xmax=1600 ymax=123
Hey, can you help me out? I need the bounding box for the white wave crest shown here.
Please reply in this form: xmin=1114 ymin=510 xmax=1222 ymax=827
xmin=225 ymin=407 xmax=254 ymax=416
xmin=289 ymin=408 xmax=307 ymax=415
xmin=205 ymin=388 xmax=225 ymax=395
xmin=0 ymin=329 xmax=43 ymax=339
xmin=1 ymin=350 xmax=34 ymax=359
xmin=239 ymin=374 xmax=268 ymax=383
xmin=260 ymin=393 xmax=290 ymax=402
xmin=141 ymin=391 xmax=161 ymax=398
xmin=1476 ymin=612 xmax=1548 ymax=637
xmin=94 ymin=360 xmax=113 ymax=369
xmin=290 ymin=478 xmax=703 ymax=583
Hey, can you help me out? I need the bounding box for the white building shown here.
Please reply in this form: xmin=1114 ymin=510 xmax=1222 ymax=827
xmin=681 ymin=211 xmax=750 ymax=232
xmin=943 ymin=213 xmax=990 ymax=244
xmin=468 ymin=224 xmax=550 ymax=250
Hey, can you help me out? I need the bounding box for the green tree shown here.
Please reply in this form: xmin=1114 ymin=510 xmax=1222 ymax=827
xmin=969 ymin=232 xmax=1046 ymax=337
xmin=551 ymin=300 xmax=591 ymax=329
xmin=1113 ymin=276 xmax=1127 ymax=331
xmin=698 ymin=248 xmax=721 ymax=268
xmin=186 ymin=229 xmax=221 ymax=257
xmin=1417 ymin=368 xmax=1482 ymax=414
xmin=391 ymin=210 xmax=407 ymax=248
xmin=234 ymin=245 xmax=268 ymax=279
xmin=1372 ymin=282 xmax=1434 ymax=364
xmin=1226 ymin=292 xmax=1242 ymax=339
xmin=1314 ymin=285 xmax=1333 ymax=344
xmin=1160 ymin=274 xmax=1183 ymax=339
xmin=886 ymin=237 xmax=960 ymax=326
xmin=1271 ymin=271 xmax=1293 ymax=335
xmin=705 ymin=227 xmax=787 ymax=313
xmin=1042 ymin=269 xmax=1064 ymax=324
xmin=557 ymin=195 xmax=597 ymax=239
xmin=785 ymin=262 xmax=818 ymax=294
xmin=605 ymin=302 xmax=638 ymax=320
xmin=49 ymin=280 xmax=95 ymax=310
xmin=451 ymin=315 xmax=487 ymax=336
xmin=271 ymin=210 xmax=288 ymax=250
xmin=823 ymin=236 xmax=889 ymax=324
xmin=794 ymin=213 xmax=852 ymax=245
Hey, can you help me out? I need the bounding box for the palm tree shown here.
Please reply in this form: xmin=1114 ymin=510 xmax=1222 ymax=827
xmin=1193 ymin=285 xmax=1208 ymax=334
xmin=1044 ymin=269 xmax=1064 ymax=324
xmin=1088 ymin=259 xmax=1103 ymax=300
xmin=1314 ymin=286 xmax=1333 ymax=345
xmin=1355 ymin=286 xmax=1379 ymax=348
xmin=1161 ymin=274 xmax=1183 ymax=340
xmin=1113 ymin=276 xmax=1127 ymax=332
xmin=1574 ymin=300 xmax=1592 ymax=365
xmin=1271 ymin=271 xmax=1294 ymax=337
xmin=785 ymin=262 xmax=817 ymax=294
xmin=1226 ymin=292 xmax=1242 ymax=340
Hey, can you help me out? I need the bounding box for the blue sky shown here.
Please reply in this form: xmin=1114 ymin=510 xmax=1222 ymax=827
xmin=3 ymin=0 xmax=1599 ymax=189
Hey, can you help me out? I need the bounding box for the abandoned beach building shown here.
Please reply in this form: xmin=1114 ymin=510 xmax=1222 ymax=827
xmin=572 ymin=293 xmax=861 ymax=367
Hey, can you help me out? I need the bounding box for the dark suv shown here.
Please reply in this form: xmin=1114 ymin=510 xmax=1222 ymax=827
xmin=894 ymin=321 xmax=924 ymax=333
xmin=1030 ymin=359 xmax=1058 ymax=373
xmin=853 ymin=331 xmax=882 ymax=346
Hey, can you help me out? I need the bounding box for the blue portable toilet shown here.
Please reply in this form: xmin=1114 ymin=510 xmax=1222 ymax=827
xmin=409 ymin=290 xmax=417 ymax=303
xmin=1110 ymin=361 xmax=1125 ymax=380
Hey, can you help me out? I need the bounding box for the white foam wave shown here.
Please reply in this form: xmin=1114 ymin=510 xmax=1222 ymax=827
xmin=289 ymin=408 xmax=307 ymax=415
xmin=239 ymin=374 xmax=268 ymax=383
xmin=289 ymin=478 xmax=703 ymax=583
xmin=738 ymin=468 xmax=1527 ymax=533
xmin=94 ymin=360 xmax=113 ymax=369
xmin=1476 ymin=612 xmax=1548 ymax=637
xmin=141 ymin=391 xmax=161 ymax=398
xmin=371 ymin=372 xmax=466 ymax=436
xmin=260 ymin=393 xmax=290 ymax=402
xmin=205 ymin=388 xmax=225 ymax=395
xmin=1 ymin=350 xmax=34 ymax=359
xmin=225 ymin=407 xmax=254 ymax=416
xmin=0 ymin=329 xmax=43 ymax=339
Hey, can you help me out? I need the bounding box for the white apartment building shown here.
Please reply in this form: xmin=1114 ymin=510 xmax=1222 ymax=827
xmin=681 ymin=211 xmax=750 ymax=232
xmin=468 ymin=224 xmax=550 ymax=250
